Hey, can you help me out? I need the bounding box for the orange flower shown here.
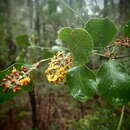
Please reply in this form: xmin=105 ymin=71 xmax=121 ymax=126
xmin=19 ymin=77 xmax=31 ymax=86
xmin=5 ymin=84 xmax=10 ymax=88
xmin=11 ymin=67 xmax=17 ymax=74
xmin=0 ymin=65 xmax=31 ymax=93
xmin=21 ymin=66 xmax=28 ymax=72
xmin=13 ymin=86 xmax=21 ymax=92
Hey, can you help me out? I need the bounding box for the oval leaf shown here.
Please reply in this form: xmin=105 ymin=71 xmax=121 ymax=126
xmin=85 ymin=18 xmax=117 ymax=48
xmin=58 ymin=27 xmax=93 ymax=65
xmin=97 ymin=60 xmax=130 ymax=105
xmin=67 ymin=66 xmax=96 ymax=102
xmin=0 ymin=63 xmax=32 ymax=104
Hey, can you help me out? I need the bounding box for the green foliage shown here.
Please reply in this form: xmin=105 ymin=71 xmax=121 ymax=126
xmin=85 ymin=18 xmax=117 ymax=48
xmin=0 ymin=63 xmax=32 ymax=104
xmin=1 ymin=0 xmax=130 ymax=129
xmin=16 ymin=34 xmax=30 ymax=46
xmin=67 ymin=106 xmax=120 ymax=130
xmin=124 ymin=21 xmax=130 ymax=37
xmin=58 ymin=27 xmax=93 ymax=65
xmin=97 ymin=60 xmax=130 ymax=105
xmin=2 ymin=17 xmax=130 ymax=109
xmin=67 ymin=66 xmax=96 ymax=102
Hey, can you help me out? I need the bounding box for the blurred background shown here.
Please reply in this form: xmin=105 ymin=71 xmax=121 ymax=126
xmin=0 ymin=0 xmax=130 ymax=130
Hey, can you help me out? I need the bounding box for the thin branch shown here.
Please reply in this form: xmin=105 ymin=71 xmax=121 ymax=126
xmin=28 ymin=45 xmax=51 ymax=50
xmin=93 ymin=53 xmax=108 ymax=58
xmin=93 ymin=53 xmax=130 ymax=60
xmin=106 ymin=44 xmax=115 ymax=49
xmin=28 ymin=58 xmax=51 ymax=73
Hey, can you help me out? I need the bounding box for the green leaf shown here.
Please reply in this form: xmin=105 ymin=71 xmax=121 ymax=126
xmin=97 ymin=60 xmax=130 ymax=105
xmin=58 ymin=27 xmax=93 ymax=65
xmin=16 ymin=34 xmax=30 ymax=46
xmin=85 ymin=18 xmax=117 ymax=48
xmin=67 ymin=66 xmax=96 ymax=102
xmin=0 ymin=63 xmax=32 ymax=104
xmin=124 ymin=21 xmax=130 ymax=37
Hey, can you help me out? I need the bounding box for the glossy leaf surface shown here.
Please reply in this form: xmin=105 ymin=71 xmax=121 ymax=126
xmin=67 ymin=66 xmax=96 ymax=102
xmin=85 ymin=18 xmax=117 ymax=48
xmin=97 ymin=60 xmax=130 ymax=105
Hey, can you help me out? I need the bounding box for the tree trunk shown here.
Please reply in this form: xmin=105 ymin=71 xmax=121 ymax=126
xmin=27 ymin=0 xmax=38 ymax=129
xmin=4 ymin=0 xmax=16 ymax=55
xmin=34 ymin=0 xmax=41 ymax=42
xmin=0 ymin=0 xmax=16 ymax=69
xmin=103 ymin=0 xmax=108 ymax=17
xmin=119 ymin=0 xmax=130 ymax=24
xmin=29 ymin=87 xmax=38 ymax=129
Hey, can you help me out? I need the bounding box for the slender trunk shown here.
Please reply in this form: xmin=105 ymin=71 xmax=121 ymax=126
xmin=79 ymin=102 xmax=85 ymax=118
xmin=110 ymin=0 xmax=115 ymax=9
xmin=103 ymin=0 xmax=108 ymax=17
xmin=29 ymin=86 xmax=38 ymax=129
xmin=27 ymin=0 xmax=38 ymax=129
xmin=94 ymin=0 xmax=97 ymax=6
xmin=27 ymin=0 xmax=33 ymax=29
xmin=0 ymin=0 xmax=16 ymax=69
xmin=47 ymin=93 xmax=54 ymax=129
xmin=5 ymin=0 xmax=16 ymax=54
xmin=119 ymin=0 xmax=130 ymax=24
xmin=34 ymin=0 xmax=41 ymax=42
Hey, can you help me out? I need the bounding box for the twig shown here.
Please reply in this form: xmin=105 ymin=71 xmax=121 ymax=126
xmin=28 ymin=58 xmax=51 ymax=73
xmin=106 ymin=44 xmax=115 ymax=49
xmin=115 ymin=55 xmax=130 ymax=59
xmin=93 ymin=53 xmax=108 ymax=58
xmin=28 ymin=45 xmax=51 ymax=50
xmin=93 ymin=53 xmax=130 ymax=60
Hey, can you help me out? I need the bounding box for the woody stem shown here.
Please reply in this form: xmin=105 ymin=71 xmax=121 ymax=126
xmin=28 ymin=58 xmax=51 ymax=73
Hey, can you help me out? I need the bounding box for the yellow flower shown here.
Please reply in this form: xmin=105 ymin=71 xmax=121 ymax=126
xmin=45 ymin=65 xmax=59 ymax=73
xmin=12 ymin=67 xmax=17 ymax=74
xmin=45 ymin=51 xmax=72 ymax=84
xmin=45 ymin=54 xmax=71 ymax=83
xmin=46 ymin=75 xmax=54 ymax=81
xmin=19 ymin=77 xmax=31 ymax=86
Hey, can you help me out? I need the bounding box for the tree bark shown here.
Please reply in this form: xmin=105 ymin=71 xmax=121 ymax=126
xmin=29 ymin=86 xmax=38 ymax=129
xmin=27 ymin=0 xmax=38 ymax=129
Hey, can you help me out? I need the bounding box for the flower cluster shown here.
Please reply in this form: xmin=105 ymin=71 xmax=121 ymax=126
xmin=45 ymin=51 xmax=72 ymax=83
xmin=115 ymin=37 xmax=130 ymax=48
xmin=0 ymin=66 xmax=31 ymax=92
